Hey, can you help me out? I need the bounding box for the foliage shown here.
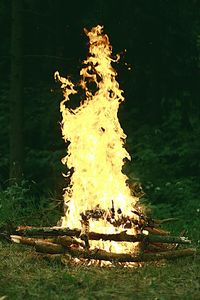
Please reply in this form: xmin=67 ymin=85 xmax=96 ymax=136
xmin=0 ymin=0 xmax=199 ymax=205
xmin=0 ymin=181 xmax=60 ymax=226
xmin=124 ymin=94 xmax=200 ymax=208
xmin=0 ymin=86 xmax=9 ymax=184
xmin=140 ymin=179 xmax=200 ymax=242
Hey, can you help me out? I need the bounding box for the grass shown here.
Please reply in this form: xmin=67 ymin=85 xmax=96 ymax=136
xmin=0 ymin=242 xmax=199 ymax=300
xmin=0 ymin=185 xmax=200 ymax=300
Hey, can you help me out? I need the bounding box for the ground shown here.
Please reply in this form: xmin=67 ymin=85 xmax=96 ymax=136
xmin=0 ymin=241 xmax=199 ymax=300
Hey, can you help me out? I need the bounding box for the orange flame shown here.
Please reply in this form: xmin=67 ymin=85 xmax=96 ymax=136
xmin=55 ymin=25 xmax=139 ymax=257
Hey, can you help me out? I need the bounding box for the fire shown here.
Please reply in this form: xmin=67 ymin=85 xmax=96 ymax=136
xmin=55 ymin=25 xmax=140 ymax=258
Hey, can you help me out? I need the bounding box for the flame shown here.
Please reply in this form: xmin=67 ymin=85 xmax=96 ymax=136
xmin=55 ymin=25 xmax=139 ymax=258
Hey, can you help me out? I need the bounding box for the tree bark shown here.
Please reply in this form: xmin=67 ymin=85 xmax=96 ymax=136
xmin=9 ymin=0 xmax=24 ymax=183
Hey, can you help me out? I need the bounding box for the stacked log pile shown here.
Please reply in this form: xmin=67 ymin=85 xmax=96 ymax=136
xmin=7 ymin=212 xmax=199 ymax=264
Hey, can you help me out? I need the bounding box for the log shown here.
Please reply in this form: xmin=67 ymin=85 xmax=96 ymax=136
xmin=54 ymin=236 xmax=85 ymax=248
xmin=143 ymin=227 xmax=170 ymax=236
xmin=154 ymin=218 xmax=179 ymax=224
xmin=145 ymin=242 xmax=177 ymax=252
xmin=16 ymin=236 xmax=197 ymax=262
xmin=16 ymin=226 xmax=81 ymax=237
xmin=10 ymin=234 xmax=186 ymax=255
xmin=11 ymin=234 xmax=198 ymax=262
xmin=11 ymin=235 xmax=40 ymax=246
xmin=16 ymin=226 xmax=191 ymax=244
xmin=35 ymin=241 xmax=66 ymax=254
xmin=147 ymin=235 xmax=190 ymax=244
xmin=65 ymin=247 xmax=199 ymax=262
xmin=10 ymin=235 xmax=84 ymax=248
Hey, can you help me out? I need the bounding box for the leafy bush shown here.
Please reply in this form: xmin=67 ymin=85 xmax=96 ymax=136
xmin=0 ymin=180 xmax=61 ymax=226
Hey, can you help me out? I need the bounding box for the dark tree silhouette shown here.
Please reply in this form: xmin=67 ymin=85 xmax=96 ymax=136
xmin=9 ymin=0 xmax=24 ymax=183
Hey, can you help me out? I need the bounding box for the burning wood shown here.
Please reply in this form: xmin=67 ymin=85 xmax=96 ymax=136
xmin=58 ymin=247 xmax=199 ymax=263
xmin=5 ymin=26 xmax=199 ymax=266
xmin=15 ymin=226 xmax=191 ymax=245
xmin=10 ymin=231 xmax=198 ymax=262
xmin=5 ymin=210 xmax=197 ymax=263
xmin=10 ymin=234 xmax=84 ymax=248
xmin=8 ymin=220 xmax=197 ymax=264
xmin=54 ymin=25 xmax=142 ymax=258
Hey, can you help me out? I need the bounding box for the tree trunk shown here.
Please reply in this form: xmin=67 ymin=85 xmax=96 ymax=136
xmin=9 ymin=0 xmax=24 ymax=184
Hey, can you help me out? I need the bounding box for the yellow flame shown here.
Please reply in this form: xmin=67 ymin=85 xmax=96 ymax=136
xmin=55 ymin=25 xmax=139 ymax=257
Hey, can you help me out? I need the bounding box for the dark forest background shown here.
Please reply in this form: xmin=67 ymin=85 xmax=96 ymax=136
xmin=0 ymin=0 xmax=200 ymax=221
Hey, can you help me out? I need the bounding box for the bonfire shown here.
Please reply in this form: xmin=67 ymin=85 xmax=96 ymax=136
xmin=8 ymin=26 xmax=198 ymax=266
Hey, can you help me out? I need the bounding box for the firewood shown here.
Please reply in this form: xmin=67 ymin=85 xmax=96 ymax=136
xmin=11 ymin=235 xmax=84 ymax=248
xmin=15 ymin=226 xmax=191 ymax=244
xmin=16 ymin=226 xmax=81 ymax=237
xmin=153 ymin=218 xmax=179 ymax=225
xmin=144 ymin=227 xmax=170 ymax=236
xmin=145 ymin=242 xmax=175 ymax=252
xmin=35 ymin=241 xmax=66 ymax=254
xmin=54 ymin=236 xmax=84 ymax=248
xmin=10 ymin=231 xmax=198 ymax=263
xmin=12 ymin=237 xmax=199 ymax=261
xmin=10 ymin=235 xmax=40 ymax=246
xmin=146 ymin=235 xmax=190 ymax=244
xmin=14 ymin=236 xmax=197 ymax=261
xmin=64 ymin=247 xmax=199 ymax=262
